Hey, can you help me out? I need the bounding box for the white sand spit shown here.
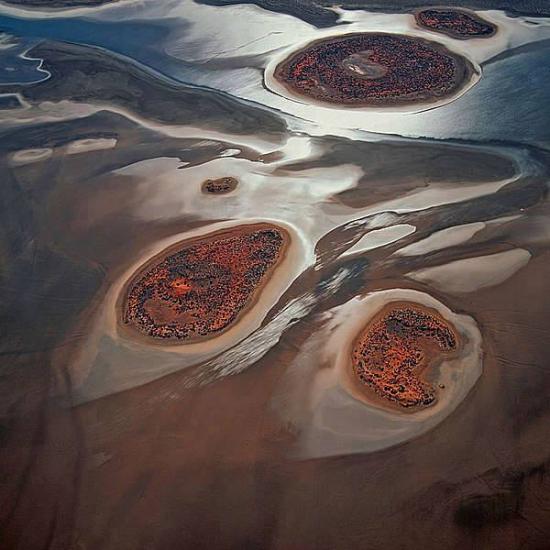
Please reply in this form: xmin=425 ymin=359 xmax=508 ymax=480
xmin=408 ymin=248 xmax=531 ymax=292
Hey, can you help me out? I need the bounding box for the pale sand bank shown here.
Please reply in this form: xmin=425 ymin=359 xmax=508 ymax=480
xmin=340 ymin=224 xmax=416 ymax=257
xmin=408 ymin=248 xmax=531 ymax=292
xmin=66 ymin=137 xmax=117 ymax=155
xmin=395 ymin=222 xmax=485 ymax=256
xmin=10 ymin=147 xmax=53 ymax=165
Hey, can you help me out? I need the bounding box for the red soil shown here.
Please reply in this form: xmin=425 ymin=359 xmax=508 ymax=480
xmin=123 ymin=224 xmax=287 ymax=342
xmin=351 ymin=303 xmax=458 ymax=410
xmin=416 ymin=9 xmax=496 ymax=39
xmin=274 ymin=33 xmax=472 ymax=107
xmin=201 ymin=177 xmax=238 ymax=195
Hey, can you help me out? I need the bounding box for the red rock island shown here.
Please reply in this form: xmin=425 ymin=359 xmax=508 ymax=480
xmin=201 ymin=177 xmax=238 ymax=195
xmin=273 ymin=32 xmax=474 ymax=107
xmin=415 ymin=9 xmax=496 ymax=39
xmin=351 ymin=302 xmax=459 ymax=411
xmin=122 ymin=224 xmax=288 ymax=342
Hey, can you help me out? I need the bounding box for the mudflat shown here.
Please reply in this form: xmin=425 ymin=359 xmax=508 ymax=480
xmin=2 ymin=3 xmax=550 ymax=549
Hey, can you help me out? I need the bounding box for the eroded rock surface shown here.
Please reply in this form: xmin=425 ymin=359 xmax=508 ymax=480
xmin=123 ymin=225 xmax=287 ymax=342
xmin=273 ymin=33 xmax=473 ymax=106
xmin=351 ymin=303 xmax=458 ymax=410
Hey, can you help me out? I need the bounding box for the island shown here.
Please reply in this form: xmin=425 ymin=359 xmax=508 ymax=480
xmin=415 ymin=8 xmax=496 ymax=39
xmin=122 ymin=223 xmax=288 ymax=343
xmin=273 ymin=32 xmax=475 ymax=107
xmin=201 ymin=176 xmax=239 ymax=195
xmin=351 ymin=302 xmax=459 ymax=411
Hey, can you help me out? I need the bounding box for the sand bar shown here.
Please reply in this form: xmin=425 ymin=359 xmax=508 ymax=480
xmin=408 ymin=248 xmax=531 ymax=293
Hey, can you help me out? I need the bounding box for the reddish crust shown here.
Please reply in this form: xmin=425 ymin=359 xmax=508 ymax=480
xmin=122 ymin=224 xmax=287 ymax=342
xmin=201 ymin=177 xmax=238 ymax=195
xmin=415 ymin=9 xmax=496 ymax=39
xmin=273 ymin=33 xmax=473 ymax=107
xmin=351 ymin=302 xmax=459 ymax=411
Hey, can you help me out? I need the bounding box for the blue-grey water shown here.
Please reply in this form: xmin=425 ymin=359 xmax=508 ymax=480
xmin=1 ymin=9 xmax=550 ymax=146
xmin=2 ymin=3 xmax=550 ymax=549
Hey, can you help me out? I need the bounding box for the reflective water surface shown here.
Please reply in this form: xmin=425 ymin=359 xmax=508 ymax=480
xmin=1 ymin=0 xmax=550 ymax=548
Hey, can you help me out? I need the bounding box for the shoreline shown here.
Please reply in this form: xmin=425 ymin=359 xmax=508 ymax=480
xmin=192 ymin=0 xmax=550 ymax=28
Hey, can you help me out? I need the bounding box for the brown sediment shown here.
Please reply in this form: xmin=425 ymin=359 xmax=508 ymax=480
xmin=201 ymin=176 xmax=239 ymax=195
xmin=351 ymin=301 xmax=460 ymax=412
xmin=120 ymin=223 xmax=290 ymax=344
xmin=273 ymin=32 xmax=475 ymax=107
xmin=415 ymin=8 xmax=496 ymax=40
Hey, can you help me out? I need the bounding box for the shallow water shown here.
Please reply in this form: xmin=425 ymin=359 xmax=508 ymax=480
xmin=2 ymin=2 xmax=550 ymax=143
xmin=1 ymin=1 xmax=550 ymax=548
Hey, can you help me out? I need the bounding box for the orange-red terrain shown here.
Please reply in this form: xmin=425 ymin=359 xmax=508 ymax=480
xmin=415 ymin=9 xmax=496 ymax=39
xmin=351 ymin=303 xmax=458 ymax=410
xmin=123 ymin=224 xmax=287 ymax=341
xmin=202 ymin=176 xmax=238 ymax=194
xmin=274 ymin=33 xmax=472 ymax=106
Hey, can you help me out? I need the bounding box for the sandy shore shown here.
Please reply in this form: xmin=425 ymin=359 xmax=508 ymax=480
xmin=192 ymin=0 xmax=550 ymax=28
xmin=407 ymin=247 xmax=532 ymax=293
